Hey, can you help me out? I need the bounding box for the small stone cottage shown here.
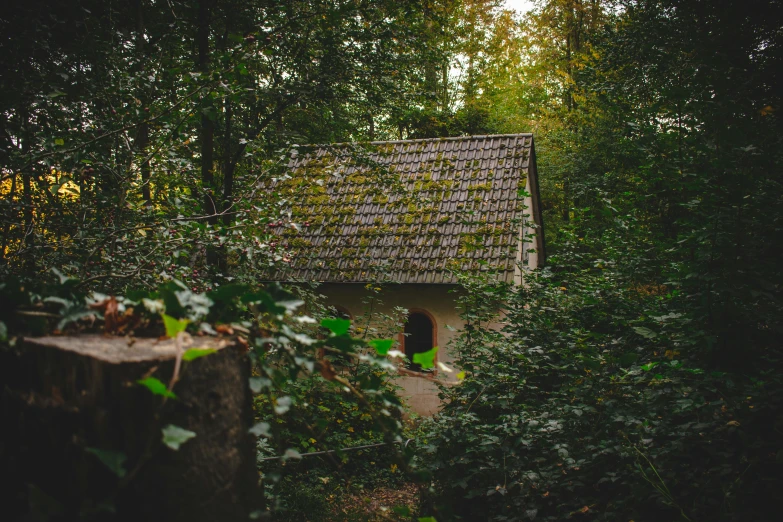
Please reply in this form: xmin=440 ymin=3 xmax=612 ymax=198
xmin=268 ymin=134 xmax=544 ymax=415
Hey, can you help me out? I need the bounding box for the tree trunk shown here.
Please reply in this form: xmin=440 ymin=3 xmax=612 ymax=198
xmin=21 ymin=112 xmax=35 ymax=268
xmin=136 ymin=0 xmax=152 ymax=206
xmin=198 ymin=0 xmax=218 ymax=268
xmin=0 ymin=335 xmax=262 ymax=522
xmin=218 ymin=97 xmax=234 ymax=273
xmin=367 ymin=112 xmax=375 ymax=141
xmin=0 ymin=171 xmax=17 ymax=262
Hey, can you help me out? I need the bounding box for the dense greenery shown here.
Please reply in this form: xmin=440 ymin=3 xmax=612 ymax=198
xmin=2 ymin=0 xmax=781 ymax=521
xmin=0 ymin=0 xmax=441 ymax=288
xmin=415 ymin=1 xmax=783 ymax=520
xmin=421 ymin=232 xmax=781 ymax=520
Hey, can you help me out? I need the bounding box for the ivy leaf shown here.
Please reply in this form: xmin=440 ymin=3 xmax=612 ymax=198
xmin=321 ymin=317 xmax=351 ymax=336
xmin=283 ymin=448 xmax=302 ymax=460
xmin=182 ymin=348 xmax=216 ymax=362
xmin=632 ymin=326 xmax=657 ymax=339
xmin=274 ymin=396 xmax=292 ymax=415
xmin=437 ymin=361 xmax=454 ymax=373
xmin=162 ymin=313 xmax=189 ymax=338
xmin=249 ymin=376 xmax=271 ymax=393
xmin=137 ymin=376 xmax=177 ymax=399
xmin=86 ymin=448 xmax=127 ymax=478
xmin=369 ymin=339 xmax=393 ymax=355
xmin=418 ymin=517 xmax=438 ymax=522
xmin=162 ymin=424 xmax=196 ymax=450
xmin=413 ymin=346 xmax=438 ymax=369
xmin=276 ymin=299 xmax=305 ymax=313
xmin=249 ymin=422 xmax=271 ymax=437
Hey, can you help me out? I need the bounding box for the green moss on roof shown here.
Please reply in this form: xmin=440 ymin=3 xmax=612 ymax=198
xmin=266 ymin=134 xmax=535 ymax=284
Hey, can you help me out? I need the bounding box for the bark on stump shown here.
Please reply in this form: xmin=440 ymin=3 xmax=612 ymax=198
xmin=0 ymin=335 xmax=262 ymax=522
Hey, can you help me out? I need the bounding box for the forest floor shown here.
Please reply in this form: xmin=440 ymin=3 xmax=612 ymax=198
xmin=326 ymin=482 xmax=421 ymax=521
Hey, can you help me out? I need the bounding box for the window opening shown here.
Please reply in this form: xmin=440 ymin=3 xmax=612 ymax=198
xmin=404 ymin=312 xmax=435 ymax=372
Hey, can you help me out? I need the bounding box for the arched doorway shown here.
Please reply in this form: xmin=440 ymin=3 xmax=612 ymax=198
xmin=403 ymin=311 xmax=436 ymax=372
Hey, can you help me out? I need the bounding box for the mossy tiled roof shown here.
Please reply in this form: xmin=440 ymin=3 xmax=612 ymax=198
xmin=267 ymin=134 xmax=536 ymax=284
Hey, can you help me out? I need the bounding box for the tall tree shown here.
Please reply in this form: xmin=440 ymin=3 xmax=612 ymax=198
xmin=0 ymin=0 xmax=435 ymax=287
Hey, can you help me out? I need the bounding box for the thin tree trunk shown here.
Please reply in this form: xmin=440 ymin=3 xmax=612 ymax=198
xmin=565 ymin=33 xmax=572 ymax=111
xmin=441 ymin=58 xmax=450 ymax=110
xmin=198 ymin=0 xmax=217 ymax=267
xmin=218 ymin=97 xmax=234 ymax=273
xmin=1 ymin=172 xmax=18 ymax=263
xmin=222 ymin=98 xmax=233 ymax=228
xmin=137 ymin=123 xmax=151 ymax=205
xmin=423 ymin=4 xmax=439 ymax=113
xmin=20 ymin=111 xmax=35 ymax=266
xmin=136 ymin=0 xmax=152 ymax=206
xmin=367 ymin=112 xmax=375 ymax=141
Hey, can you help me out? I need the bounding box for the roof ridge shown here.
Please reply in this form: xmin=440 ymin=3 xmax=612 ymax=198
xmin=290 ymin=133 xmax=534 ymax=148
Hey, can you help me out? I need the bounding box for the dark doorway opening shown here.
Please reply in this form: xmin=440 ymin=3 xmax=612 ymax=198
xmin=404 ymin=312 xmax=435 ymax=372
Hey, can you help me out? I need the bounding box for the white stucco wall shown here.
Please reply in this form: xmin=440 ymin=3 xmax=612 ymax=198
xmin=317 ymin=283 xmax=466 ymax=416
xmin=515 ymin=175 xmax=539 ymax=285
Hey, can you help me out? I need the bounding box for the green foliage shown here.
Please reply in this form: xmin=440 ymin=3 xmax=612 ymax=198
xmin=0 ymin=274 xmax=414 ymax=519
xmin=2 ymin=1 xmax=781 ymax=521
xmin=369 ymin=339 xmax=394 ymax=356
xmin=136 ymin=377 xmax=177 ymax=400
xmin=420 ymin=235 xmax=782 ymax=520
xmin=255 ymin=371 xmax=409 ymax=516
xmin=85 ymin=448 xmax=127 ymax=479
xmin=253 ymin=287 xmax=418 ymax=519
xmin=0 ymin=0 xmax=440 ymax=290
xmin=413 ymin=346 xmax=438 ymax=370
xmin=321 ymin=317 xmax=352 ymax=337
xmin=161 ymin=425 xmax=197 ymax=451
xmin=412 ymin=3 xmax=783 ymax=518
xmin=181 ymin=347 xmax=217 ymax=362
xmin=414 ymin=3 xmax=783 ymax=519
xmin=162 ymin=314 xmax=189 ymax=338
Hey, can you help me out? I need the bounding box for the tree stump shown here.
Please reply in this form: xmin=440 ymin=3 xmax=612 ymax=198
xmin=0 ymin=335 xmax=262 ymax=522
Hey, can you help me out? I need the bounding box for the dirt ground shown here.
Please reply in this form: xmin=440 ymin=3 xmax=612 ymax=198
xmin=329 ymin=482 xmax=422 ymax=521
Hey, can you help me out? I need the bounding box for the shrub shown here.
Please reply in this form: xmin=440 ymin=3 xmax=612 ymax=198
xmin=418 ymin=231 xmax=782 ymax=521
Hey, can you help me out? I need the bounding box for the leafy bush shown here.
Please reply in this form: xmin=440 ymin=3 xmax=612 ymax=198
xmin=418 ymin=229 xmax=782 ymax=521
xmin=254 ymin=286 xmax=416 ymax=518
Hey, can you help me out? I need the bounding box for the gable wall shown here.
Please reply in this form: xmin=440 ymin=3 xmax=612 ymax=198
xmin=515 ymin=175 xmax=540 ymax=285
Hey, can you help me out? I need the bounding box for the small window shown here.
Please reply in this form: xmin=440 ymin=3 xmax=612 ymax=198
xmin=403 ymin=312 xmax=435 ymax=372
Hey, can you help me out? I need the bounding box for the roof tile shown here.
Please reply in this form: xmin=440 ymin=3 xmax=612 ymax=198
xmin=266 ymin=134 xmax=534 ymax=283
